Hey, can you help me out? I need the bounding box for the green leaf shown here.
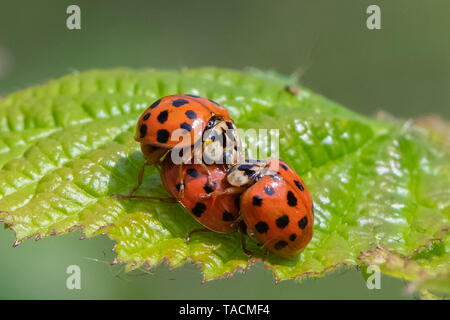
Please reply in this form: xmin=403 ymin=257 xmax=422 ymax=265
xmin=0 ymin=68 xmax=448 ymax=289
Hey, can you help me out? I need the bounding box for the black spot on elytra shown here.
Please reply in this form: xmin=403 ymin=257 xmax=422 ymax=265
xmin=289 ymin=233 xmax=297 ymax=241
xmin=186 ymin=168 xmax=199 ymax=178
xmin=180 ymin=122 xmax=192 ymax=131
xmin=143 ymin=113 xmax=150 ymax=121
xmin=298 ymin=217 xmax=308 ymax=229
xmin=274 ymin=240 xmax=288 ymax=250
xmin=287 ymin=191 xmax=297 ymax=207
xmin=192 ymin=202 xmax=206 ymax=217
xmin=264 ymin=186 xmax=275 ymax=196
xmin=185 ymin=110 xmax=197 ymax=119
xmin=157 ymin=110 xmax=168 ymax=124
xmin=252 ymin=195 xmax=263 ymax=206
xmin=222 ymin=211 xmax=234 ymax=221
xmin=254 ymin=221 xmax=269 ymax=234
xmin=276 ymin=215 xmax=290 ymax=228
xmin=149 ymin=99 xmax=161 ymax=109
xmin=280 ymin=163 xmax=289 ymax=171
xmin=156 ymin=129 xmax=170 ymax=143
xmin=294 ymin=180 xmax=304 ymax=191
xmin=209 ymin=99 xmax=220 ymax=106
xmin=203 ymin=181 xmax=216 ymax=193
xmin=172 ymin=99 xmax=189 ymax=107
xmin=139 ymin=124 xmax=147 ymax=138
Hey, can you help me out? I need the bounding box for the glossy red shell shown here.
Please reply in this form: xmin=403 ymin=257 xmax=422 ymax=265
xmin=240 ymin=159 xmax=314 ymax=257
xmin=160 ymin=155 xmax=241 ymax=233
xmin=135 ymin=94 xmax=232 ymax=149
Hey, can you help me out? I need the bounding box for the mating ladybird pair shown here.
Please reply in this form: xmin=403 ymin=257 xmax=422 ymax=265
xmin=122 ymin=94 xmax=314 ymax=258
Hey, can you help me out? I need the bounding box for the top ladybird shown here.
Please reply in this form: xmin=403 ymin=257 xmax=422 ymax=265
xmin=135 ymin=94 xmax=242 ymax=169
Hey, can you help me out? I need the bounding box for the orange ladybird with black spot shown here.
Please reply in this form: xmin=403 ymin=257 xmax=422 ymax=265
xmin=226 ymin=159 xmax=314 ymax=257
xmin=160 ymin=154 xmax=241 ymax=233
xmin=135 ymin=94 xmax=239 ymax=166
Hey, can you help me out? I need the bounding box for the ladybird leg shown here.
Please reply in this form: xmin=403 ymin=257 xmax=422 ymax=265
xmin=199 ymin=186 xmax=246 ymax=199
xmin=111 ymin=194 xmax=177 ymax=203
xmin=199 ymin=162 xmax=215 ymax=190
xmin=184 ymin=228 xmax=210 ymax=243
xmin=238 ymin=221 xmax=252 ymax=256
xmin=128 ymin=162 xmax=151 ymax=196
xmin=177 ymin=162 xmax=185 ymax=199
xmin=240 ymin=233 xmax=253 ymax=256
xmin=154 ymin=161 xmax=162 ymax=173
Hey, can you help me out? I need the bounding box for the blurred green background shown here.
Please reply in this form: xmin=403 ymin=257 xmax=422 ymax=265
xmin=1 ymin=0 xmax=448 ymax=299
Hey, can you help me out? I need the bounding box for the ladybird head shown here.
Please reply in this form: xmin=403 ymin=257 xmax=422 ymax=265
xmin=226 ymin=160 xmax=269 ymax=187
xmin=202 ymin=118 xmax=243 ymax=166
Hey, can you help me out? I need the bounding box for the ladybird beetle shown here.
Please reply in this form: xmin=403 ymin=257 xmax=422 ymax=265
xmin=160 ymin=152 xmax=242 ymax=234
xmin=205 ymin=158 xmax=314 ymax=257
xmin=132 ymin=94 xmax=242 ymax=196
xmin=232 ymin=159 xmax=313 ymax=257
